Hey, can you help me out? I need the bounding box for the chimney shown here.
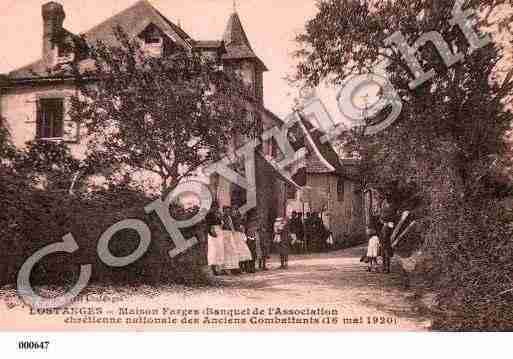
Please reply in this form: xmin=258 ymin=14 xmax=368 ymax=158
xmin=42 ymin=2 xmax=65 ymax=71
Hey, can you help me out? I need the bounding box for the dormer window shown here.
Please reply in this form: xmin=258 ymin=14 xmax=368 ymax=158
xmin=142 ymin=34 xmax=163 ymax=57
xmin=56 ymin=52 xmax=75 ymax=66
xmin=146 ymin=36 xmax=162 ymax=44
xmin=138 ymin=24 xmax=167 ymax=58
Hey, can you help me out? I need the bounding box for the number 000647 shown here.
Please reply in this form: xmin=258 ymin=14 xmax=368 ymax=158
xmin=18 ymin=341 xmax=50 ymax=350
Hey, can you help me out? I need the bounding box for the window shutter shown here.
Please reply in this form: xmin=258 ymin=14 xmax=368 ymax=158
xmin=54 ymin=98 xmax=64 ymax=138
xmin=35 ymin=100 xmax=42 ymax=139
xmin=61 ymin=98 xmax=78 ymax=142
xmin=337 ymin=179 xmax=345 ymax=202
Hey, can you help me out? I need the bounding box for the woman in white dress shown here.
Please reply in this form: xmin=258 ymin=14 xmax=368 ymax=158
xmin=221 ymin=207 xmax=240 ymax=274
xmin=231 ymin=210 xmax=253 ymax=271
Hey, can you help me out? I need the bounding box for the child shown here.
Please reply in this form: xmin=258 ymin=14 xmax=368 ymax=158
xmin=366 ymin=228 xmax=379 ymax=272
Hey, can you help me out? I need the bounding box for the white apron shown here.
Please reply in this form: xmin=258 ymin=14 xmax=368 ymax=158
xmin=222 ymin=230 xmax=240 ymax=269
xmin=233 ymin=232 xmax=253 ymax=262
xmin=207 ymin=225 xmax=225 ymax=266
xmin=367 ymin=236 xmax=379 ymax=258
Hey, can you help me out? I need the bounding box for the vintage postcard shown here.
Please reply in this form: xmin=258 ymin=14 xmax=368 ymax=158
xmin=0 ymin=0 xmax=512 ymax=338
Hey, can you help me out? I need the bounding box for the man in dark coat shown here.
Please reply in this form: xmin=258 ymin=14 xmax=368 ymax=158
xmin=310 ymin=212 xmax=322 ymax=252
xmin=303 ymin=212 xmax=313 ymax=253
xmin=259 ymin=224 xmax=271 ymax=271
xmin=289 ymin=212 xmax=302 ymax=253
xmin=205 ymin=202 xmax=223 ymax=275
xmin=274 ymin=217 xmax=291 ymax=269
xmin=380 ymin=203 xmax=395 ymax=274
xmin=296 ymin=212 xmax=305 ymax=253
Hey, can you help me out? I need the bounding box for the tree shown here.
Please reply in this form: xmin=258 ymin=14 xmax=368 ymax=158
xmin=13 ymin=140 xmax=81 ymax=192
xmin=0 ymin=116 xmax=16 ymax=164
xmin=70 ymin=27 xmax=255 ymax=194
xmin=294 ymin=0 xmax=513 ymax=329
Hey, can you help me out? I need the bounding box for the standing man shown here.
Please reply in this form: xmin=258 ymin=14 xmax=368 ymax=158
xmin=206 ymin=201 xmax=224 ymax=276
xmin=273 ymin=216 xmax=291 ymax=269
xmin=304 ymin=212 xmax=313 ymax=253
xmin=259 ymin=225 xmax=270 ymax=271
xmin=289 ymin=212 xmax=301 ymax=253
xmin=380 ymin=203 xmax=395 ymax=274
xmin=311 ymin=212 xmax=322 ymax=252
xmin=296 ymin=212 xmax=305 ymax=253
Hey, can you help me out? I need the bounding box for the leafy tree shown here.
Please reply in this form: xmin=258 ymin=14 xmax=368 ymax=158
xmin=70 ymin=27 xmax=254 ymax=194
xmin=14 ymin=140 xmax=81 ymax=192
xmin=0 ymin=116 xmax=16 ymax=163
xmin=294 ymin=0 xmax=513 ymax=329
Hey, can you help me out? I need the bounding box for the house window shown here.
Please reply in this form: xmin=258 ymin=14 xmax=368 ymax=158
xmin=337 ymin=179 xmax=345 ymax=202
xmin=230 ymin=183 xmax=246 ymax=208
xmin=139 ymin=24 xmax=170 ymax=58
xmin=145 ymin=35 xmax=161 ymax=44
xmin=36 ymin=98 xmax=64 ymax=139
xmin=144 ymin=38 xmax=163 ymax=57
xmin=286 ymin=184 xmax=297 ymax=200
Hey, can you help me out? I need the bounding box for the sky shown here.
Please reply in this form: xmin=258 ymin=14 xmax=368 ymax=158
xmin=1 ymin=1 xmax=510 ymax=125
xmin=0 ymin=0 xmax=328 ymax=119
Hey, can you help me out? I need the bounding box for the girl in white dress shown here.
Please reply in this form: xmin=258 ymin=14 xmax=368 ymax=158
xmin=366 ymin=228 xmax=379 ymax=272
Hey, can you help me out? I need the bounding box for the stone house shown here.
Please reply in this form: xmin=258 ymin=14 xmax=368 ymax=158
xmin=0 ymin=1 xmax=298 ymax=238
xmin=286 ymin=116 xmax=365 ymax=244
xmin=0 ymin=0 xmax=364 ymax=242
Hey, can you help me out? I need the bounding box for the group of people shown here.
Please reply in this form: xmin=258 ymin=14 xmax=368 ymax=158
xmin=287 ymin=211 xmax=334 ymax=254
xmin=205 ymin=203 xmax=339 ymax=275
xmin=205 ymin=205 xmax=314 ymax=275
xmin=206 ymin=203 xmax=271 ymax=275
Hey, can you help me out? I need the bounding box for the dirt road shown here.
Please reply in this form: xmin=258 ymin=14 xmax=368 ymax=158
xmin=0 ymin=245 xmax=431 ymax=331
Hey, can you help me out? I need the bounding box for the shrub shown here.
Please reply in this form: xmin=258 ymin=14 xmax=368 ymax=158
xmin=0 ymin=186 xmax=210 ymax=288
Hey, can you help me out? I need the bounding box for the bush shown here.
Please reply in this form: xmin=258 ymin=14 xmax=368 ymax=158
xmin=425 ymin=200 xmax=513 ymax=331
xmin=0 ymin=185 xmax=210 ymax=288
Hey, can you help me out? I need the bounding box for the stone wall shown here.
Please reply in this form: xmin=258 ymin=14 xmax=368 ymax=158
xmin=1 ymin=83 xmax=86 ymax=159
xmin=305 ymin=173 xmax=365 ymax=243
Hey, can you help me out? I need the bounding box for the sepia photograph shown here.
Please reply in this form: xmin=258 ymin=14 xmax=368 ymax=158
xmin=0 ymin=0 xmax=512 ymax=348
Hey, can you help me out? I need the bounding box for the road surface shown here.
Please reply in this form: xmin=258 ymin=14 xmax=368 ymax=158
xmin=0 ymin=245 xmax=431 ymax=331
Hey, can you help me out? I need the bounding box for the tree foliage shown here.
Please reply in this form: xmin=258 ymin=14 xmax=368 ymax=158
xmin=0 ymin=120 xmax=210 ymax=286
xmin=0 ymin=116 xmax=16 ymax=164
xmin=70 ymin=27 xmax=255 ymax=193
xmin=295 ymin=0 xmax=513 ymax=329
xmin=13 ymin=140 xmax=81 ymax=192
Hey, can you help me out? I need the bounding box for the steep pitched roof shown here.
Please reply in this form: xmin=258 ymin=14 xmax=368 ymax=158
xmin=257 ymin=152 xmax=300 ymax=189
xmin=194 ymin=40 xmax=224 ymax=49
xmin=223 ymin=12 xmax=253 ymax=49
xmin=299 ymin=118 xmax=339 ymax=174
xmin=295 ymin=113 xmax=360 ymax=180
xmin=222 ymin=12 xmax=268 ymax=71
xmin=9 ymin=0 xmax=193 ymax=79
xmin=83 ymin=0 xmax=193 ymax=48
